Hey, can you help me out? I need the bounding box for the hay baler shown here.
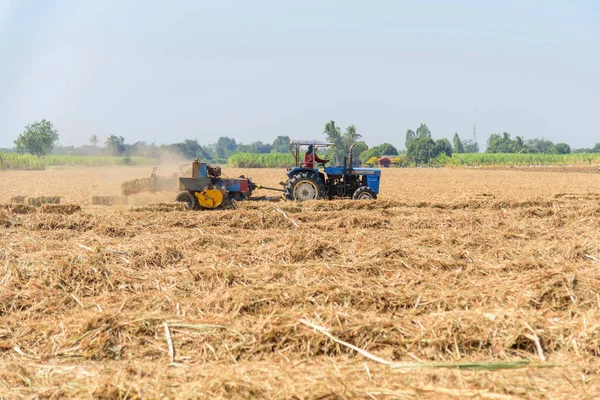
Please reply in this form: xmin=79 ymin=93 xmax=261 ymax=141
xmin=175 ymin=160 xmax=281 ymax=210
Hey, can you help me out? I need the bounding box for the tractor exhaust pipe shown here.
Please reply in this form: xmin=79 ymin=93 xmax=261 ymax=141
xmin=192 ymin=159 xmax=200 ymax=178
xmin=348 ymin=143 xmax=356 ymax=170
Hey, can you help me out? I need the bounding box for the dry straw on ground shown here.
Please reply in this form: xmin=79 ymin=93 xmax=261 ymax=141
xmin=0 ymin=166 xmax=599 ymax=398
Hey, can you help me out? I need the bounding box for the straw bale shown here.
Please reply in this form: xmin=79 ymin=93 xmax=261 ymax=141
xmin=10 ymin=196 xmax=26 ymax=204
xmin=39 ymin=204 xmax=82 ymax=215
xmin=131 ymin=202 xmax=188 ymax=212
xmin=92 ymin=195 xmax=128 ymax=206
xmin=121 ymin=177 xmax=152 ymax=196
xmin=0 ymin=203 xmax=37 ymax=214
xmin=0 ymin=211 xmax=11 ymax=227
xmin=27 ymin=196 xmax=61 ymax=207
xmin=121 ymin=176 xmax=178 ymax=196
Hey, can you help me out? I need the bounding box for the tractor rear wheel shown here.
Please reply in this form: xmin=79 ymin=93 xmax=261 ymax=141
xmin=176 ymin=191 xmax=199 ymax=210
xmin=352 ymin=186 xmax=377 ymax=200
xmin=284 ymin=171 xmax=326 ymax=201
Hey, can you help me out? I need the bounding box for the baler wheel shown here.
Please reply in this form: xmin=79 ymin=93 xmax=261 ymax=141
xmin=176 ymin=191 xmax=199 ymax=210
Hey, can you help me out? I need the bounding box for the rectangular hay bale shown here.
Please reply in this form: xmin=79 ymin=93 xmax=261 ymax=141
xmin=10 ymin=196 xmax=26 ymax=204
xmin=27 ymin=196 xmax=61 ymax=207
xmin=92 ymin=196 xmax=128 ymax=206
xmin=39 ymin=204 xmax=81 ymax=215
xmin=131 ymin=202 xmax=188 ymax=212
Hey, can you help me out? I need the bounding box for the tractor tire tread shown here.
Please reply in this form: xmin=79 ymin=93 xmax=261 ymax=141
xmin=284 ymin=171 xmax=326 ymax=201
xmin=352 ymin=186 xmax=377 ymax=200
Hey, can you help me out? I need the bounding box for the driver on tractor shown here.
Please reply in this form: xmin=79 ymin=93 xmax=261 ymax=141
xmin=304 ymin=145 xmax=329 ymax=169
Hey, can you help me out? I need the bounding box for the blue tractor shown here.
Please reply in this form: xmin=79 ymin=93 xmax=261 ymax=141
xmin=284 ymin=139 xmax=381 ymax=201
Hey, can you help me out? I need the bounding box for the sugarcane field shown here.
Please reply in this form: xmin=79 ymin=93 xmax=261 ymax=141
xmin=0 ymin=164 xmax=599 ymax=399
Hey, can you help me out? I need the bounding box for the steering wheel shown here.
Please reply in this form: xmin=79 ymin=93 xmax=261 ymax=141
xmin=317 ymin=163 xmax=327 ymax=169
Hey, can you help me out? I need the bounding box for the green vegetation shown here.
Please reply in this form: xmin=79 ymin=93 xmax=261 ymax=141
xmin=14 ymin=120 xmax=59 ymax=156
xmin=359 ymin=143 xmax=399 ymax=164
xmin=441 ymin=152 xmax=600 ymax=167
xmin=323 ymin=121 xmax=367 ymax=164
xmin=0 ymin=154 xmax=155 ymax=171
xmin=0 ymin=153 xmax=46 ymax=170
xmin=5 ymin=118 xmax=600 ymax=170
xmin=228 ymin=153 xmax=295 ymax=168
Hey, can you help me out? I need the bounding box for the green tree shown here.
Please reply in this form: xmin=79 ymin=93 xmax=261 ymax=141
xmin=462 ymin=139 xmax=479 ymax=153
xmin=524 ymin=138 xmax=554 ymax=153
xmin=552 ymin=143 xmax=571 ymax=154
xmin=453 ymin=133 xmax=464 ymax=154
xmin=435 ymin=138 xmax=453 ymax=157
xmin=377 ymin=143 xmax=398 ymax=156
xmin=405 ymin=129 xmax=416 ymax=149
xmin=89 ymin=134 xmax=99 ymax=147
xmin=14 ymin=120 xmax=59 ymax=156
xmin=271 ymin=135 xmax=291 ymax=153
xmin=351 ymin=141 xmax=369 ymax=166
xmin=248 ymin=141 xmax=272 ymax=153
xmin=593 ymin=142 xmax=600 ymax=152
xmin=343 ymin=125 xmax=362 ymax=147
xmin=407 ymin=137 xmax=440 ymax=165
xmin=171 ymin=139 xmax=210 ymax=159
xmin=323 ymin=120 xmax=345 ymax=164
xmin=358 ymin=143 xmax=399 ymax=164
xmin=216 ymin=136 xmax=237 ymax=153
xmin=416 ymin=124 xmax=431 ymax=139
xmin=486 ymin=132 xmax=522 ymax=153
xmin=105 ymin=135 xmax=126 ymax=156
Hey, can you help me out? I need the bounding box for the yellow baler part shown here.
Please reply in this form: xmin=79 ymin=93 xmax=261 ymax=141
xmin=195 ymin=189 xmax=224 ymax=209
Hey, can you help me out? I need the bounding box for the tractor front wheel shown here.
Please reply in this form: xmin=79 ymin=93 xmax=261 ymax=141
xmin=284 ymin=172 xmax=326 ymax=201
xmin=352 ymin=186 xmax=377 ymax=200
xmin=176 ymin=191 xmax=199 ymax=210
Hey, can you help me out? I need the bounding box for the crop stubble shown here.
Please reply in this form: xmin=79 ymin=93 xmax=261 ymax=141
xmin=0 ymin=167 xmax=599 ymax=399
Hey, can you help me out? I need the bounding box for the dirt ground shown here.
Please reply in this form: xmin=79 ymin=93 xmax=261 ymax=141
xmin=1 ymin=166 xmax=599 ymax=399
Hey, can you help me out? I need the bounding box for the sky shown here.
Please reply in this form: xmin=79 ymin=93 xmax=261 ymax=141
xmin=0 ymin=0 xmax=598 ymax=150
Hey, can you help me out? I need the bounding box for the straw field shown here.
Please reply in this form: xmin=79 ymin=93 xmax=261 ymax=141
xmin=1 ymin=166 xmax=599 ymax=398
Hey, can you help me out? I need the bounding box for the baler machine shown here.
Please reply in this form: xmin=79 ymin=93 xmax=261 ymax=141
xmin=175 ymin=159 xmax=283 ymax=210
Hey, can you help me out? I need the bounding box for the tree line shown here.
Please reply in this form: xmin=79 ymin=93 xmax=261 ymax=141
xmin=4 ymin=119 xmax=600 ymax=167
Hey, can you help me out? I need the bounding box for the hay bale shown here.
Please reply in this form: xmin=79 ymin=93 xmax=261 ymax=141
xmin=121 ymin=178 xmax=152 ymax=196
xmin=131 ymin=202 xmax=188 ymax=212
xmin=0 ymin=211 xmax=11 ymax=227
xmin=27 ymin=196 xmax=61 ymax=207
xmin=121 ymin=176 xmax=178 ymax=196
xmin=92 ymin=196 xmax=128 ymax=206
xmin=1 ymin=204 xmax=37 ymax=214
xmin=10 ymin=196 xmax=26 ymax=204
xmin=39 ymin=204 xmax=81 ymax=215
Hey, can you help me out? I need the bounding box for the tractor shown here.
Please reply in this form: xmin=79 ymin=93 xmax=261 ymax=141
xmin=128 ymin=139 xmax=381 ymax=210
xmin=284 ymin=139 xmax=381 ymax=201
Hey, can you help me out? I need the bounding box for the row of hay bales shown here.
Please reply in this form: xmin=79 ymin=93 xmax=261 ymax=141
xmin=4 ymin=194 xmax=186 ymax=215
xmin=91 ymin=196 xmax=128 ymax=206
xmin=7 ymin=196 xmax=81 ymax=215
xmin=10 ymin=195 xmax=129 ymax=207
xmin=11 ymin=195 xmax=61 ymax=207
xmin=1 ymin=203 xmax=81 ymax=215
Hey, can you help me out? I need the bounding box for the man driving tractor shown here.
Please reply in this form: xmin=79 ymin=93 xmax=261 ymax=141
xmin=304 ymin=145 xmax=329 ymax=168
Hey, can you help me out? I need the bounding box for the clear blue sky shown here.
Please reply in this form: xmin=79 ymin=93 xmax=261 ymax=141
xmin=1 ymin=0 xmax=598 ymax=149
